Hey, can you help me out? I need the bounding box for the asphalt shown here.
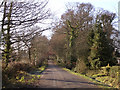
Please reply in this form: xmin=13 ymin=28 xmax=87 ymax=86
xmin=35 ymin=60 xmax=102 ymax=89
xmin=0 ymin=60 xmax=2 ymax=89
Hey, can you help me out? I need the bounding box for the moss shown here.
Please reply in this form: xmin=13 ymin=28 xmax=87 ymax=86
xmin=39 ymin=66 xmax=46 ymax=71
xmin=92 ymin=74 xmax=105 ymax=78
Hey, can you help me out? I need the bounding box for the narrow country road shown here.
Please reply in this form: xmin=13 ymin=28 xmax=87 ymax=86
xmin=36 ymin=60 xmax=101 ymax=88
xmin=0 ymin=61 xmax=2 ymax=89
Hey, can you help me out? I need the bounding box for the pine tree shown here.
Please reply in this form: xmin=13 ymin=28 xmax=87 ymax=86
xmin=88 ymin=29 xmax=94 ymax=47
xmin=88 ymin=22 xmax=117 ymax=69
xmin=87 ymin=29 xmax=95 ymax=68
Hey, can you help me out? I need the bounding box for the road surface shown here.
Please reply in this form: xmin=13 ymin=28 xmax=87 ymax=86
xmin=36 ymin=60 xmax=101 ymax=88
xmin=0 ymin=60 xmax=2 ymax=89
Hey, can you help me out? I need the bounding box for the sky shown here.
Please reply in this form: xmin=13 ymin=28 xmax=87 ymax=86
xmin=42 ymin=0 xmax=120 ymax=39
xmin=0 ymin=0 xmax=119 ymax=39
xmin=48 ymin=0 xmax=119 ymax=17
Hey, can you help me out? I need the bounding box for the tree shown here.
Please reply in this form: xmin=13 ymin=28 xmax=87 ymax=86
xmin=51 ymin=3 xmax=94 ymax=69
xmin=63 ymin=3 xmax=94 ymax=69
xmin=50 ymin=28 xmax=66 ymax=64
xmin=112 ymin=30 xmax=120 ymax=56
xmin=96 ymin=11 xmax=116 ymax=43
xmin=31 ymin=35 xmax=49 ymax=66
xmin=1 ymin=2 xmax=13 ymax=68
xmin=66 ymin=20 xmax=78 ymax=69
xmin=0 ymin=0 xmax=51 ymax=68
xmin=88 ymin=21 xmax=117 ymax=69
xmin=88 ymin=29 xmax=94 ymax=47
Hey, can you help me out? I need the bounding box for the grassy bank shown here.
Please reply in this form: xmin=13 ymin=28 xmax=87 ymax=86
xmin=63 ymin=68 xmax=117 ymax=89
xmin=55 ymin=58 xmax=119 ymax=89
xmin=13 ymin=65 xmax=46 ymax=88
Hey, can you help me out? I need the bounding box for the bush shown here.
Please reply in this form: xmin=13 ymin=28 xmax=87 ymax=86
xmin=101 ymin=64 xmax=111 ymax=76
xmin=2 ymin=70 xmax=10 ymax=87
xmin=7 ymin=61 xmax=33 ymax=73
xmin=109 ymin=66 xmax=119 ymax=78
xmin=2 ymin=61 xmax=34 ymax=85
xmin=85 ymin=70 xmax=100 ymax=77
xmin=74 ymin=59 xmax=87 ymax=74
xmin=2 ymin=61 xmax=36 ymax=88
xmin=109 ymin=66 xmax=119 ymax=88
xmin=100 ymin=66 xmax=119 ymax=88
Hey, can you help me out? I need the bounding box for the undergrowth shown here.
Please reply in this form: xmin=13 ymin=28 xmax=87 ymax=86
xmin=63 ymin=68 xmax=118 ymax=89
xmin=2 ymin=61 xmax=47 ymax=88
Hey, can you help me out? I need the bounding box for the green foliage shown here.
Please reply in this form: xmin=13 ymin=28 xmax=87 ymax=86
xmin=87 ymin=29 xmax=95 ymax=47
xmin=96 ymin=76 xmax=119 ymax=88
xmin=92 ymin=74 xmax=105 ymax=78
xmin=101 ymin=65 xmax=111 ymax=76
xmin=38 ymin=66 xmax=46 ymax=71
xmin=105 ymin=67 xmax=110 ymax=76
xmin=66 ymin=20 xmax=78 ymax=69
xmin=82 ymin=66 xmax=119 ymax=88
xmin=85 ymin=70 xmax=100 ymax=77
xmin=109 ymin=66 xmax=119 ymax=78
xmin=90 ymin=58 xmax=101 ymax=69
xmin=63 ymin=68 xmax=112 ymax=88
xmin=88 ymin=22 xmax=117 ymax=69
xmin=86 ymin=66 xmax=120 ymax=88
xmin=19 ymin=76 xmax=25 ymax=82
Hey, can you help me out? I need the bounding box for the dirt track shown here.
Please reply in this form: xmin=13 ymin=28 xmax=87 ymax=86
xmin=36 ymin=60 xmax=101 ymax=88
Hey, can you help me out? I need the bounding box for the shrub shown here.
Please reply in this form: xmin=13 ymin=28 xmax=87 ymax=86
xmin=109 ymin=66 xmax=119 ymax=78
xmin=74 ymin=59 xmax=87 ymax=74
xmin=2 ymin=69 xmax=10 ymax=87
xmin=2 ymin=61 xmax=34 ymax=82
xmin=101 ymin=64 xmax=111 ymax=76
xmin=2 ymin=61 xmax=36 ymax=88
xmin=85 ymin=70 xmax=100 ymax=77
xmin=100 ymin=66 xmax=119 ymax=88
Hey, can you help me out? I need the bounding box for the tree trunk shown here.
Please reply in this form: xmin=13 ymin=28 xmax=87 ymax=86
xmin=28 ymin=47 xmax=31 ymax=61
xmin=2 ymin=2 xmax=13 ymax=69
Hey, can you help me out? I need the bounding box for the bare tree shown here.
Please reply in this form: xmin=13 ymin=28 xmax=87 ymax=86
xmin=31 ymin=35 xmax=49 ymax=66
xmin=0 ymin=0 xmax=52 ymax=68
xmin=60 ymin=3 xmax=94 ymax=69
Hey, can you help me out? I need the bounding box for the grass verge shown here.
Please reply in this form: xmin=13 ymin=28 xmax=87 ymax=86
xmin=63 ymin=68 xmax=116 ymax=89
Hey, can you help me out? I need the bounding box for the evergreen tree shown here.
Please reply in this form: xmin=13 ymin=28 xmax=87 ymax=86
xmin=88 ymin=29 xmax=94 ymax=47
xmin=88 ymin=22 xmax=117 ymax=69
xmin=87 ymin=29 xmax=95 ymax=68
